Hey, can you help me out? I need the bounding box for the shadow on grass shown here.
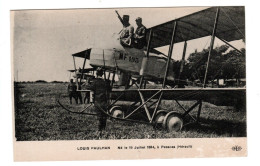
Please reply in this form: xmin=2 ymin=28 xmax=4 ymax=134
xmin=182 ymin=117 xmax=247 ymax=137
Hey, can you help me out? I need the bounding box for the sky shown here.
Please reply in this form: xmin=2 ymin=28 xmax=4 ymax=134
xmin=12 ymin=7 xmax=244 ymax=82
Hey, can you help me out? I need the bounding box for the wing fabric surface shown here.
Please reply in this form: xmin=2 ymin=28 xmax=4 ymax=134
xmin=111 ymin=88 xmax=246 ymax=106
xmin=148 ymin=7 xmax=245 ymax=48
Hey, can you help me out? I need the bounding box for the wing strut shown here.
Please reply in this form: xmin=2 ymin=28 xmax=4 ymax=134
xmin=162 ymin=21 xmax=177 ymax=88
xmin=203 ymin=7 xmax=220 ymax=88
xmin=139 ymin=29 xmax=153 ymax=88
xmin=72 ymin=56 xmax=79 ymax=89
xmin=178 ymin=41 xmax=187 ymax=84
xmin=152 ymin=21 xmax=178 ymax=122
xmin=79 ymin=49 xmax=89 ymax=84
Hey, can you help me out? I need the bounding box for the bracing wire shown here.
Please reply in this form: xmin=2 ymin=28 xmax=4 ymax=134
xmin=221 ymin=8 xmax=245 ymax=39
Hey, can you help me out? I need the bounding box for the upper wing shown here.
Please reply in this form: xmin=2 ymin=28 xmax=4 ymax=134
xmin=148 ymin=7 xmax=245 ymax=48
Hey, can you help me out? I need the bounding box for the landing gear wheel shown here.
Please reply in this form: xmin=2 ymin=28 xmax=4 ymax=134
xmin=163 ymin=111 xmax=183 ymax=132
xmin=109 ymin=106 xmax=124 ymax=118
xmin=153 ymin=110 xmax=168 ymax=129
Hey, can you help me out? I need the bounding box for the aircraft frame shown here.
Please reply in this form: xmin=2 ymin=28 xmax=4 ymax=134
xmin=58 ymin=7 xmax=246 ymax=132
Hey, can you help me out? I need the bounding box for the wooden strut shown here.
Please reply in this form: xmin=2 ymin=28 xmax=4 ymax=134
xmin=73 ymin=56 xmax=79 ymax=89
xmin=178 ymin=41 xmax=187 ymax=84
xmin=143 ymin=80 xmax=147 ymax=89
xmin=111 ymin=71 xmax=116 ymax=87
xmin=112 ymin=51 xmax=119 ymax=87
xmin=196 ymin=100 xmax=202 ymax=123
xmin=134 ymin=82 xmax=140 ymax=88
xmin=182 ymin=100 xmax=201 ymax=118
xmin=150 ymin=92 xmax=164 ymax=122
xmin=150 ymin=21 xmax=178 ymax=123
xmin=139 ymin=29 xmax=153 ymax=88
xmin=138 ymin=91 xmax=152 ymax=121
xmin=147 ymin=98 xmax=160 ymax=109
xmin=162 ymin=21 xmax=177 ymax=88
xmin=124 ymin=90 xmax=161 ymax=119
xmin=203 ymin=7 xmax=220 ymax=88
xmin=108 ymin=72 xmax=111 ymax=80
xmin=175 ymin=100 xmax=196 ymax=121
xmin=107 ymin=93 xmax=124 ymax=108
xmin=102 ymin=49 xmax=107 ymax=81
xmin=108 ymin=82 xmax=138 ymax=109
xmin=79 ymin=50 xmax=88 ymax=84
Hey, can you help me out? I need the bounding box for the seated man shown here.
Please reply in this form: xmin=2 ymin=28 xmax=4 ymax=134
xmin=133 ymin=17 xmax=147 ymax=49
xmin=119 ymin=15 xmax=134 ymax=46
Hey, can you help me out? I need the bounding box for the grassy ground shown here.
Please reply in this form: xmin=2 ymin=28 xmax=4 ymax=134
xmin=14 ymin=83 xmax=246 ymax=141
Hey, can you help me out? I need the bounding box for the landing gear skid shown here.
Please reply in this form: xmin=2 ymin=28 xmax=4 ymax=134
xmin=57 ymin=99 xmax=98 ymax=116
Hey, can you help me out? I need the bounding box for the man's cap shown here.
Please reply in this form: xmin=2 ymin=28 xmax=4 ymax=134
xmin=96 ymin=67 xmax=103 ymax=76
xmin=96 ymin=67 xmax=103 ymax=72
xmin=135 ymin=17 xmax=142 ymax=22
xmin=123 ymin=15 xmax=130 ymax=21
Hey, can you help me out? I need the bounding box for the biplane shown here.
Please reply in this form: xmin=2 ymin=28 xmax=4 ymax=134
xmin=58 ymin=6 xmax=246 ymax=132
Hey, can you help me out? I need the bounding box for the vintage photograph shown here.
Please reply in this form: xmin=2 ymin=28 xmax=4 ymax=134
xmin=12 ymin=6 xmax=246 ymax=160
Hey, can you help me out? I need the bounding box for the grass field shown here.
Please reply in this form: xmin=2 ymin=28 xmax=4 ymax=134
xmin=14 ymin=83 xmax=247 ymax=141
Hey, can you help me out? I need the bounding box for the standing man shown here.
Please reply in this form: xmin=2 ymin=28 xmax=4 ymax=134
xmin=68 ymin=79 xmax=78 ymax=104
xmin=87 ymin=68 xmax=112 ymax=131
xmin=133 ymin=17 xmax=147 ymax=49
xmin=77 ymin=84 xmax=83 ymax=104
xmin=119 ymin=15 xmax=134 ymax=46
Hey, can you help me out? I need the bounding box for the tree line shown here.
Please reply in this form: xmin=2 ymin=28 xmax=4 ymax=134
xmin=174 ymin=44 xmax=246 ymax=86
